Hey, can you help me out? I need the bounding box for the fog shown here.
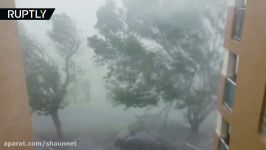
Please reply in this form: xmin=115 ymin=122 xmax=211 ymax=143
xmin=16 ymin=0 xmax=227 ymax=150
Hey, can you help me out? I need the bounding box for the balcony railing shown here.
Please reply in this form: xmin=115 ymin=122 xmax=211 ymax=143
xmin=228 ymin=74 xmax=236 ymax=83
xmin=223 ymin=77 xmax=236 ymax=110
xmin=233 ymin=7 xmax=245 ymax=40
xmin=219 ymin=139 xmax=229 ymax=150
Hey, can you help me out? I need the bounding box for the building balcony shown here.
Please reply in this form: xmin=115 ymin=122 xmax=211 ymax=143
xmin=219 ymin=138 xmax=229 ymax=150
xmin=232 ymin=7 xmax=245 ymax=40
xmin=223 ymin=77 xmax=236 ymax=110
xmin=228 ymin=74 xmax=237 ymax=83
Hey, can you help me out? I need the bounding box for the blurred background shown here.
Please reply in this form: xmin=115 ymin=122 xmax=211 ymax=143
xmin=16 ymin=0 xmax=228 ymax=149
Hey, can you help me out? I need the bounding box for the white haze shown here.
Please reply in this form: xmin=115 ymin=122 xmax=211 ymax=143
xmin=14 ymin=0 xmax=223 ymax=149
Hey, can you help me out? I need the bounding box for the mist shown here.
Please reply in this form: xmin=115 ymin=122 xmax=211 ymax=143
xmin=17 ymin=0 xmax=227 ymax=150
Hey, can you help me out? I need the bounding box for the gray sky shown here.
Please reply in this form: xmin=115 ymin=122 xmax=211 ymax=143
xmin=15 ymin=0 xmax=107 ymax=36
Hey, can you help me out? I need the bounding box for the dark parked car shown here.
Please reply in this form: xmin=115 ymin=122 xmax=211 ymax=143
xmin=114 ymin=130 xmax=176 ymax=150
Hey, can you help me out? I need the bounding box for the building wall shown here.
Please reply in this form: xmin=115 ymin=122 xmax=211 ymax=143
xmin=216 ymin=0 xmax=266 ymax=149
xmin=0 ymin=0 xmax=33 ymax=149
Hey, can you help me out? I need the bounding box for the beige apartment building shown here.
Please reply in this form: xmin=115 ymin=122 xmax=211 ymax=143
xmin=0 ymin=0 xmax=32 ymax=149
xmin=215 ymin=0 xmax=266 ymax=150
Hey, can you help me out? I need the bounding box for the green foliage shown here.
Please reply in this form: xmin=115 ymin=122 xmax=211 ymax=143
xmin=21 ymin=31 xmax=63 ymax=115
xmin=22 ymin=13 xmax=82 ymax=138
xmin=22 ymin=13 xmax=81 ymax=115
xmin=48 ymin=13 xmax=80 ymax=58
xmin=88 ymin=0 xmax=226 ymax=133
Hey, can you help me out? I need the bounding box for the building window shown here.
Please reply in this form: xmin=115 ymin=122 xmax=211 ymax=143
xmin=233 ymin=0 xmax=246 ymax=40
xmin=261 ymin=109 xmax=266 ymax=137
xmin=235 ymin=0 xmax=246 ymax=7
xmin=223 ymin=52 xmax=238 ymax=110
xmin=226 ymin=52 xmax=238 ymax=82
xmin=224 ymin=78 xmax=236 ymax=110
xmin=219 ymin=120 xmax=231 ymax=150
xmin=261 ymin=94 xmax=266 ymax=138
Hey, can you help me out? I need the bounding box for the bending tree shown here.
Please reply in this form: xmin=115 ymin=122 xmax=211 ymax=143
xmin=88 ymin=0 xmax=225 ymax=134
xmin=22 ymin=13 xmax=81 ymax=139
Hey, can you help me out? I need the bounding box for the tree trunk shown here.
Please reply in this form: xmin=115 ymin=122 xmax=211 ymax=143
xmin=190 ymin=122 xmax=200 ymax=135
xmin=161 ymin=104 xmax=171 ymax=129
xmin=51 ymin=110 xmax=63 ymax=140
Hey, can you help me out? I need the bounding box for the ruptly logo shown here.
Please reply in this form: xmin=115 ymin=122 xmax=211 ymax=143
xmin=0 ymin=8 xmax=55 ymax=20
